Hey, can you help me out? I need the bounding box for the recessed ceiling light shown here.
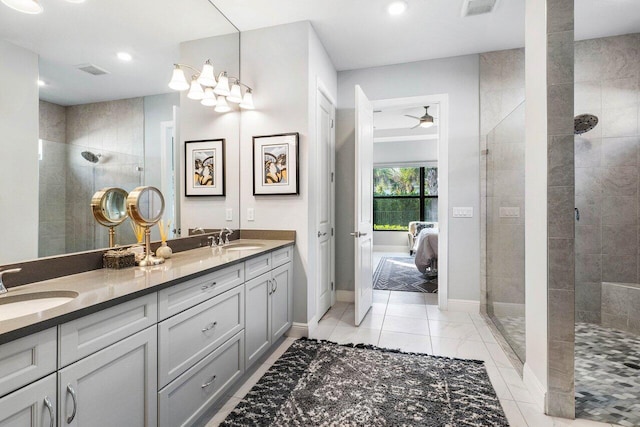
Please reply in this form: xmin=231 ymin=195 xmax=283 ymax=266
xmin=117 ymin=52 xmax=132 ymax=61
xmin=37 ymin=79 xmax=46 ymax=86
xmin=387 ymin=1 xmax=407 ymax=16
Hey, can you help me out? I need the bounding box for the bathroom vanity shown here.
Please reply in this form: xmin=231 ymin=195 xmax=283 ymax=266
xmin=0 ymin=240 xmax=294 ymax=427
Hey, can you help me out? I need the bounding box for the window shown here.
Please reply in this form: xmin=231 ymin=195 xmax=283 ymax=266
xmin=373 ymin=166 xmax=438 ymax=231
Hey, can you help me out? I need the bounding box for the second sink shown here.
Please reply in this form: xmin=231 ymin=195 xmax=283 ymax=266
xmin=0 ymin=291 xmax=79 ymax=322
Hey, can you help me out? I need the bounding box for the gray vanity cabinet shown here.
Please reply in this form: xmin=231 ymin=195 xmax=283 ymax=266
xmin=0 ymin=373 xmax=56 ymax=427
xmin=245 ymin=261 xmax=293 ymax=369
xmin=57 ymin=326 xmax=157 ymax=427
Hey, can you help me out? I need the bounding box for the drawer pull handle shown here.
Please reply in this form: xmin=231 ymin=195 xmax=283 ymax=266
xmin=268 ymin=279 xmax=273 ymax=295
xmin=66 ymin=384 xmax=77 ymax=424
xmin=44 ymin=396 xmax=54 ymax=427
xmin=201 ymin=282 xmax=217 ymax=291
xmin=201 ymin=375 xmax=217 ymax=388
xmin=201 ymin=321 xmax=218 ymax=332
xmin=273 ymin=277 xmax=278 ymax=293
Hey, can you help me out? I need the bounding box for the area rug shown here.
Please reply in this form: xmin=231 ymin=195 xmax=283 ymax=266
xmin=373 ymin=256 xmax=438 ymax=293
xmin=221 ymin=338 xmax=508 ymax=426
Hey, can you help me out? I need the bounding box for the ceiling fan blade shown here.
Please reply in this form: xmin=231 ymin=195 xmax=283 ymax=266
xmin=411 ymin=123 xmax=421 ymax=129
xmin=404 ymin=115 xmax=420 ymax=120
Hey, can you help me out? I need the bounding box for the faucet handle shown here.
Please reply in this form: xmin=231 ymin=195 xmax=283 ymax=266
xmin=0 ymin=267 xmax=22 ymax=292
xmin=208 ymin=236 xmax=218 ymax=247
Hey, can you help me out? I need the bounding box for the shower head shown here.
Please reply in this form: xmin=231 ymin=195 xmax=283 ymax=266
xmin=574 ymin=114 xmax=599 ymax=135
xmin=81 ymin=151 xmax=101 ymax=163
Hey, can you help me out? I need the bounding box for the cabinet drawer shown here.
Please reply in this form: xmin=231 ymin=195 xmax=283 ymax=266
xmin=158 ymin=263 xmax=244 ymax=320
xmin=59 ymin=293 xmax=157 ymax=367
xmin=245 ymin=253 xmax=271 ymax=281
xmin=0 ymin=328 xmax=56 ymax=398
xmin=158 ymin=286 xmax=244 ymax=388
xmin=0 ymin=373 xmax=56 ymax=426
xmin=272 ymin=245 xmax=293 ymax=268
xmin=158 ymin=331 xmax=244 ymax=427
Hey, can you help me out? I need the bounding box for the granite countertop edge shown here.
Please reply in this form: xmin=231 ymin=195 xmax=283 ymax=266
xmin=0 ymin=239 xmax=294 ymax=345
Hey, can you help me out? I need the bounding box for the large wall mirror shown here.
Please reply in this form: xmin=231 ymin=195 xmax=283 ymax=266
xmin=0 ymin=0 xmax=240 ymax=263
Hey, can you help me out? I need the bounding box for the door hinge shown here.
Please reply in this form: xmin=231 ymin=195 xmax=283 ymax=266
xmin=331 ymin=172 xmax=334 ymax=182
xmin=330 ymin=119 xmax=334 ymax=129
xmin=331 ymin=282 xmax=334 ymax=291
xmin=331 ymin=228 xmax=334 ymax=236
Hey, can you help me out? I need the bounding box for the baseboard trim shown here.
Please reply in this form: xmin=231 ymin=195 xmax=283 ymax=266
xmin=286 ymin=322 xmax=309 ymax=338
xmin=336 ymin=290 xmax=354 ymax=303
xmin=523 ymin=362 xmax=546 ymax=411
xmin=446 ymin=299 xmax=480 ymax=313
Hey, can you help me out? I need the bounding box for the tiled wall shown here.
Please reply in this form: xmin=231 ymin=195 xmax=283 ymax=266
xmin=574 ymin=33 xmax=640 ymax=324
xmin=601 ymin=282 xmax=640 ymax=334
xmin=38 ymin=98 xmax=143 ymax=255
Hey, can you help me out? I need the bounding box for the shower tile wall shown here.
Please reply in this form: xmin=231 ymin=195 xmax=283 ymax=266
xmin=574 ymin=33 xmax=640 ymax=325
xmin=66 ymin=98 xmax=144 ymax=252
xmin=39 ymin=101 xmax=67 ymax=257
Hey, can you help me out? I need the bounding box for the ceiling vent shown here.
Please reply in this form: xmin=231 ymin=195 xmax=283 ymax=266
xmin=75 ymin=64 xmax=110 ymax=76
xmin=461 ymin=0 xmax=499 ymax=17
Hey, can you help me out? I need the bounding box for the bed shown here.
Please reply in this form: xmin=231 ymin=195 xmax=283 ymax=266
xmin=414 ymin=227 xmax=438 ymax=275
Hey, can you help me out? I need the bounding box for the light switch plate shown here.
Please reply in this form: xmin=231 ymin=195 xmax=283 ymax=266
xmin=247 ymin=208 xmax=255 ymax=221
xmin=452 ymin=207 xmax=473 ymax=218
xmin=225 ymin=208 xmax=233 ymax=221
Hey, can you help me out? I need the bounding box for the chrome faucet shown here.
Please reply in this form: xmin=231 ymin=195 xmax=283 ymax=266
xmin=0 ymin=268 xmax=22 ymax=295
xmin=192 ymin=227 xmax=205 ymax=235
xmin=219 ymin=228 xmax=233 ymax=246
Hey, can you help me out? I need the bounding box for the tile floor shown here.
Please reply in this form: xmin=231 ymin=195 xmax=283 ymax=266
xmin=204 ymin=252 xmax=619 ymax=426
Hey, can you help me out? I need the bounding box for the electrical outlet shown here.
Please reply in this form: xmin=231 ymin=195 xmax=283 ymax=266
xmin=452 ymin=207 xmax=473 ymax=218
xmin=247 ymin=208 xmax=255 ymax=221
xmin=225 ymin=208 xmax=233 ymax=221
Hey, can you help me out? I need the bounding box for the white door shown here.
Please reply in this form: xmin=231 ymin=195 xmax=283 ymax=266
xmin=353 ymin=85 xmax=374 ymax=326
xmin=317 ymin=89 xmax=335 ymax=318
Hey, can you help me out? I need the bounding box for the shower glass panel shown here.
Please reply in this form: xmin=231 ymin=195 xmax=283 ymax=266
xmin=485 ymin=101 xmax=526 ymax=362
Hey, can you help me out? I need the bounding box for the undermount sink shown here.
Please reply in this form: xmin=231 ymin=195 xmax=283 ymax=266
xmin=223 ymin=243 xmax=266 ymax=251
xmin=0 ymin=291 xmax=78 ymax=322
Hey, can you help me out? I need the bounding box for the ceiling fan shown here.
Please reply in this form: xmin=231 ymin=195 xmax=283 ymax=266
xmin=405 ymin=106 xmax=435 ymax=129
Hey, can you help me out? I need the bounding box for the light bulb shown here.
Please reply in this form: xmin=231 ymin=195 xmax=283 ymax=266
xmin=1 ymin=0 xmax=43 ymax=14
xmin=239 ymin=90 xmax=255 ymax=110
xmin=187 ymin=77 xmax=205 ymax=100
xmin=201 ymin=87 xmax=217 ymax=107
xmin=214 ymin=96 xmax=231 ymax=113
xmin=227 ymin=83 xmax=243 ymax=103
xmin=197 ymin=60 xmax=217 ymax=87
xmin=168 ymin=66 xmax=189 ymax=91
xmin=213 ymin=72 xmax=230 ymax=96
xmin=419 ymin=121 xmax=434 ymax=128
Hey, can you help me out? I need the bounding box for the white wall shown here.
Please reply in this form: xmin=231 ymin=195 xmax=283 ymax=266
xmin=179 ymin=33 xmax=240 ymax=232
xmin=240 ymin=22 xmax=337 ymax=324
xmin=373 ymin=139 xmax=437 ymax=165
xmin=0 ymin=41 xmax=39 ymax=264
xmin=336 ymin=55 xmax=481 ymax=301
xmin=524 ymin=0 xmax=549 ymax=403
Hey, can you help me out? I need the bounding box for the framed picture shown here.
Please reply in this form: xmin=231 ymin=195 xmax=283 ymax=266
xmin=253 ymin=133 xmax=299 ymax=195
xmin=185 ymin=139 xmax=225 ymax=197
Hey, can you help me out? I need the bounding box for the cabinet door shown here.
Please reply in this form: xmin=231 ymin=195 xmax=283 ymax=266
xmin=58 ymin=327 xmax=157 ymax=427
xmin=270 ymin=263 xmax=293 ymax=342
xmin=0 ymin=373 xmax=56 ymax=427
xmin=244 ymin=273 xmax=271 ymax=369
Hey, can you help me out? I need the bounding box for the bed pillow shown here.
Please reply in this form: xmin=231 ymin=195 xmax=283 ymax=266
xmin=415 ymin=222 xmax=435 ymax=235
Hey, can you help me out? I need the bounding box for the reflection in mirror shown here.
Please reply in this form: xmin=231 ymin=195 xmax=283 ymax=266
xmin=0 ymin=0 xmax=240 ymax=264
xmin=127 ymin=186 xmax=165 ymax=266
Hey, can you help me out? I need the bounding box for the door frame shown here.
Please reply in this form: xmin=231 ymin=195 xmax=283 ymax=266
xmin=370 ymin=94 xmax=449 ymax=310
xmin=316 ymin=78 xmax=337 ymax=318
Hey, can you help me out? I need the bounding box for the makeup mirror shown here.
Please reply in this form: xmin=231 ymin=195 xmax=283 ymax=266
xmin=127 ymin=186 xmax=165 ymax=266
xmin=90 ymin=187 xmax=129 ymax=247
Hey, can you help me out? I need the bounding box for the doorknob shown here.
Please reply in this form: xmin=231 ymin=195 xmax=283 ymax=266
xmin=350 ymin=231 xmax=368 ymax=237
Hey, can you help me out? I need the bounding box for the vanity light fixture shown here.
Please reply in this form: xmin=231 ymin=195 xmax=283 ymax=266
xmin=1 ymin=0 xmax=43 ymax=14
xmin=387 ymin=0 xmax=408 ymax=15
xmin=168 ymin=61 xmax=256 ymax=112
xmin=2 ymin=0 xmax=84 ymax=14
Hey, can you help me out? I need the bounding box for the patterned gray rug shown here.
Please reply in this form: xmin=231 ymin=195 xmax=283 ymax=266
xmin=221 ymin=339 xmax=508 ymax=426
xmin=374 ymin=256 xmax=437 ymax=293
